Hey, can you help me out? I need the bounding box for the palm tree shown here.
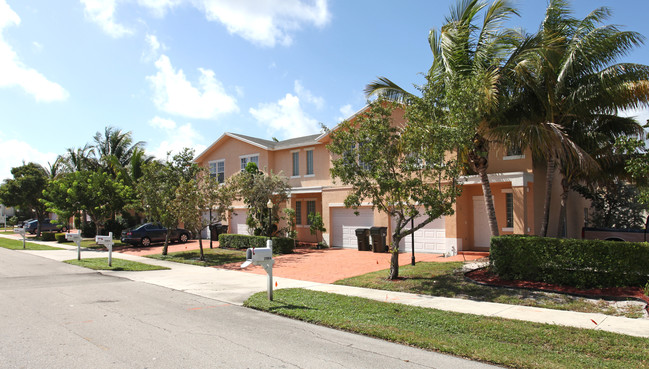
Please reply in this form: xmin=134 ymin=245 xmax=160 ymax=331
xmin=92 ymin=126 xmax=146 ymax=177
xmin=512 ymin=0 xmax=649 ymax=236
xmin=366 ymin=0 xmax=522 ymax=237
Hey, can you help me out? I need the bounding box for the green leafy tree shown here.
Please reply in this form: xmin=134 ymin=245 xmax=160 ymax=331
xmin=0 ymin=163 xmax=49 ymax=236
xmin=307 ymin=212 xmax=326 ymax=247
xmin=231 ymin=162 xmax=290 ymax=237
xmin=137 ymin=148 xmax=199 ymax=255
xmin=327 ymin=100 xmax=468 ymax=280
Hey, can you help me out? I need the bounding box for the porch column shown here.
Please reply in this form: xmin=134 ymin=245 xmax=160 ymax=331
xmin=512 ymin=186 xmax=527 ymax=234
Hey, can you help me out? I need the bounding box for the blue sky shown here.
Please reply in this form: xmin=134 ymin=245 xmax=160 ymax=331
xmin=1 ymin=0 xmax=648 ymax=182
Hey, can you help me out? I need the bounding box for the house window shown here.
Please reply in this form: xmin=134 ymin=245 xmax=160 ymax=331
xmin=504 ymin=144 xmax=524 ymax=160
xmin=295 ymin=201 xmax=302 ymax=225
xmin=209 ymin=161 xmax=217 ymax=179
xmin=292 ymin=152 xmax=299 ymax=177
xmin=306 ymin=200 xmax=316 ymax=225
xmin=240 ymin=154 xmax=259 ymax=171
xmin=216 ymin=160 xmax=225 ymax=184
xmin=306 ymin=150 xmax=314 ymax=175
xmin=506 ymin=193 xmax=514 ymax=228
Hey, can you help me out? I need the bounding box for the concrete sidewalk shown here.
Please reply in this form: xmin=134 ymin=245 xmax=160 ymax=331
xmin=4 ymin=234 xmax=649 ymax=339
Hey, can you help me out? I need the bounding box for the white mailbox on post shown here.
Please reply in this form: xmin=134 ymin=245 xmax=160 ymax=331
xmin=95 ymin=232 xmax=114 ymax=267
xmin=14 ymin=227 xmax=26 ymax=249
xmin=66 ymin=231 xmax=83 ymax=260
xmin=241 ymin=244 xmax=275 ymax=300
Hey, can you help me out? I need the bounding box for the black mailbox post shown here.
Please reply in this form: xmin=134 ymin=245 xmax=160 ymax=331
xmin=370 ymin=226 xmax=388 ymax=253
xmin=355 ymin=228 xmax=370 ymax=251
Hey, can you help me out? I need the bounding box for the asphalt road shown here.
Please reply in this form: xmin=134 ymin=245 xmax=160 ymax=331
xmin=0 ymin=248 xmax=498 ymax=369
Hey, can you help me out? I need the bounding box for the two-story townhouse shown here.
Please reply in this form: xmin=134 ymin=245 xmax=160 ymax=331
xmin=195 ymin=106 xmax=589 ymax=254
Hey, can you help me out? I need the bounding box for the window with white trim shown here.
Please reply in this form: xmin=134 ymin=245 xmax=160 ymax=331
xmin=306 ymin=150 xmax=314 ymax=175
xmin=216 ymin=160 xmax=225 ymax=184
xmin=292 ymin=151 xmax=299 ymax=177
xmin=209 ymin=161 xmax=217 ymax=179
xmin=240 ymin=154 xmax=259 ymax=171
xmin=295 ymin=201 xmax=302 ymax=225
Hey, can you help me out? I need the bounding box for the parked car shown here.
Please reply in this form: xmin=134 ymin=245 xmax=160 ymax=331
xmin=24 ymin=219 xmax=68 ymax=234
xmin=120 ymin=223 xmax=191 ymax=247
xmin=582 ymin=215 xmax=649 ymax=242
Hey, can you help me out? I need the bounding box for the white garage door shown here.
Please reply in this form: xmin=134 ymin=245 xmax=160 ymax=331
xmin=392 ymin=213 xmax=446 ymax=253
xmin=331 ymin=207 xmax=374 ymax=248
xmin=230 ymin=210 xmax=249 ymax=235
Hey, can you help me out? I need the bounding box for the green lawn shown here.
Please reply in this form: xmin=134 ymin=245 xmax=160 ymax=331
xmin=64 ymin=257 xmax=169 ymax=271
xmin=0 ymin=237 xmax=63 ymax=250
xmin=245 ymin=289 xmax=649 ymax=369
xmin=335 ymin=261 xmax=646 ymax=318
xmin=146 ymin=248 xmax=247 ymax=267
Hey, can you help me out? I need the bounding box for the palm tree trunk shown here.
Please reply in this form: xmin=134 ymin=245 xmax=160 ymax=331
xmin=478 ymin=167 xmax=499 ymax=237
xmin=540 ymin=158 xmax=556 ymax=237
xmin=556 ymin=177 xmax=569 ymax=238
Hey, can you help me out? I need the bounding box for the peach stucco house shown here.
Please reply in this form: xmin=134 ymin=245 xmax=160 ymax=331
xmin=194 ymin=106 xmax=588 ymax=254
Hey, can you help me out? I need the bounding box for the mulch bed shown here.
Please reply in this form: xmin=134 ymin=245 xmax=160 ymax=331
xmin=465 ymin=267 xmax=649 ymax=306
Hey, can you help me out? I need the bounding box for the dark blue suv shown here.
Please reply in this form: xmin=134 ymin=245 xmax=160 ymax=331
xmin=120 ymin=223 xmax=191 ymax=247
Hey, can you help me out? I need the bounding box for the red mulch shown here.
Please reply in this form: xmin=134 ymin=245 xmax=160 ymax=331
xmin=465 ymin=268 xmax=649 ymax=306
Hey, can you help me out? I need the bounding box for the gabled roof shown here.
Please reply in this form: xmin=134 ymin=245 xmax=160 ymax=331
xmin=316 ymin=104 xmax=370 ymax=142
xmin=193 ymin=132 xmax=323 ymax=163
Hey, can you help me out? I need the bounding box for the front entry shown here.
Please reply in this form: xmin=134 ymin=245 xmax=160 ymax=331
xmin=472 ymin=196 xmax=491 ymax=248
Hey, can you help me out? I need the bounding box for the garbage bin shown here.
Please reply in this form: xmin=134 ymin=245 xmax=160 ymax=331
xmin=370 ymin=226 xmax=388 ymax=253
xmin=208 ymin=223 xmax=223 ymax=241
xmin=355 ymin=228 xmax=370 ymax=251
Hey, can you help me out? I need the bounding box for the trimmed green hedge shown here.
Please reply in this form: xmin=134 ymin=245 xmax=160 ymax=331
xmin=490 ymin=235 xmax=649 ymax=288
xmin=219 ymin=234 xmax=294 ymax=254
xmin=41 ymin=232 xmax=56 ymax=241
xmin=55 ymin=233 xmax=69 ymax=243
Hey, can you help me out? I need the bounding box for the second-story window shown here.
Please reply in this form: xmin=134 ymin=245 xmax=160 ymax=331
xmin=292 ymin=151 xmax=299 ymax=177
xmin=240 ymin=154 xmax=259 ymax=171
xmin=217 ymin=160 xmax=225 ymax=184
xmin=306 ymin=150 xmax=314 ymax=176
xmin=209 ymin=161 xmax=217 ymax=179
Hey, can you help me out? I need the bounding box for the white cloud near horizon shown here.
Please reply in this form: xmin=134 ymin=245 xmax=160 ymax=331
xmin=146 ymin=54 xmax=238 ymax=119
xmin=141 ymin=33 xmax=163 ymax=62
xmin=80 ymin=0 xmax=330 ymax=46
xmin=80 ymin=0 xmax=133 ymax=38
xmin=0 ymin=0 xmax=69 ymax=102
xmin=249 ymin=80 xmax=323 ymax=139
xmin=147 ymin=116 xmax=206 ymax=159
xmin=0 ymin=134 xmax=58 ymax=183
xmin=337 ymin=104 xmax=354 ymax=122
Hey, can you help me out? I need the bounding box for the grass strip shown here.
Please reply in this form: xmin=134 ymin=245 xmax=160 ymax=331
xmin=64 ymin=257 xmax=169 ymax=271
xmin=335 ymin=261 xmax=646 ymax=318
xmin=0 ymin=237 xmax=63 ymax=250
xmin=245 ymin=289 xmax=649 ymax=369
xmin=145 ymin=248 xmax=246 ymax=267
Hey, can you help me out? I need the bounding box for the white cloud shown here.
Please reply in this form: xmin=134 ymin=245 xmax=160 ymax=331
xmin=80 ymin=0 xmax=133 ymax=38
xmin=0 ymin=134 xmax=58 ymax=183
xmin=147 ymin=116 xmax=206 ymax=159
xmin=141 ymin=33 xmax=164 ymax=62
xmin=195 ymin=0 xmax=331 ymax=47
xmin=620 ymin=107 xmax=649 ymax=126
xmin=250 ymin=93 xmax=320 ymax=139
xmin=337 ymin=104 xmax=354 ymax=122
xmin=0 ymin=0 xmax=68 ymax=102
xmin=294 ymin=80 xmax=324 ymax=109
xmin=146 ymin=54 xmax=238 ymax=119
xmin=137 ymin=0 xmax=183 ymax=17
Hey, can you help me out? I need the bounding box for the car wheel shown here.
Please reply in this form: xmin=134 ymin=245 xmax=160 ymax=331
xmin=60 ymin=226 xmax=68 ymax=232
xmin=179 ymin=233 xmax=188 ymax=243
xmin=141 ymin=237 xmax=151 ymax=247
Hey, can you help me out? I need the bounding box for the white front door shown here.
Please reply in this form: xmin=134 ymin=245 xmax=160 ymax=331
xmin=472 ymin=196 xmax=492 ymax=248
xmin=331 ymin=207 xmax=374 ymax=248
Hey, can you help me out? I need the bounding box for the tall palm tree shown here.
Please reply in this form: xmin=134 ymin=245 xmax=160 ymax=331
xmin=366 ymin=0 xmax=522 ymax=237
xmin=92 ymin=126 xmax=146 ymax=177
xmin=512 ymin=0 xmax=649 ymax=236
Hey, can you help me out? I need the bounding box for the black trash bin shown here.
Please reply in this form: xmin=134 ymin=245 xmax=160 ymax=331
xmin=208 ymin=223 xmax=223 ymax=241
xmin=370 ymin=226 xmax=388 ymax=253
xmin=355 ymin=228 xmax=370 ymax=251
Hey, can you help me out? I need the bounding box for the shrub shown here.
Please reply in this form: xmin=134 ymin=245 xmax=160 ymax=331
xmin=104 ymin=218 xmax=127 ymax=237
xmin=490 ymin=235 xmax=649 ymax=288
xmin=7 ymin=216 xmax=18 ymax=226
xmin=219 ymin=234 xmax=294 ymax=254
xmin=41 ymin=232 xmax=56 ymax=241
xmin=55 ymin=233 xmax=69 ymax=243
xmin=81 ymin=222 xmax=96 ymax=238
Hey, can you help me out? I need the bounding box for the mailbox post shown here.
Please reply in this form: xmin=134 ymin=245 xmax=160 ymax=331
xmin=95 ymin=232 xmax=114 ymax=267
xmin=14 ymin=227 xmax=26 ymax=249
xmin=66 ymin=231 xmax=83 ymax=260
xmin=240 ymin=245 xmax=275 ymax=301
